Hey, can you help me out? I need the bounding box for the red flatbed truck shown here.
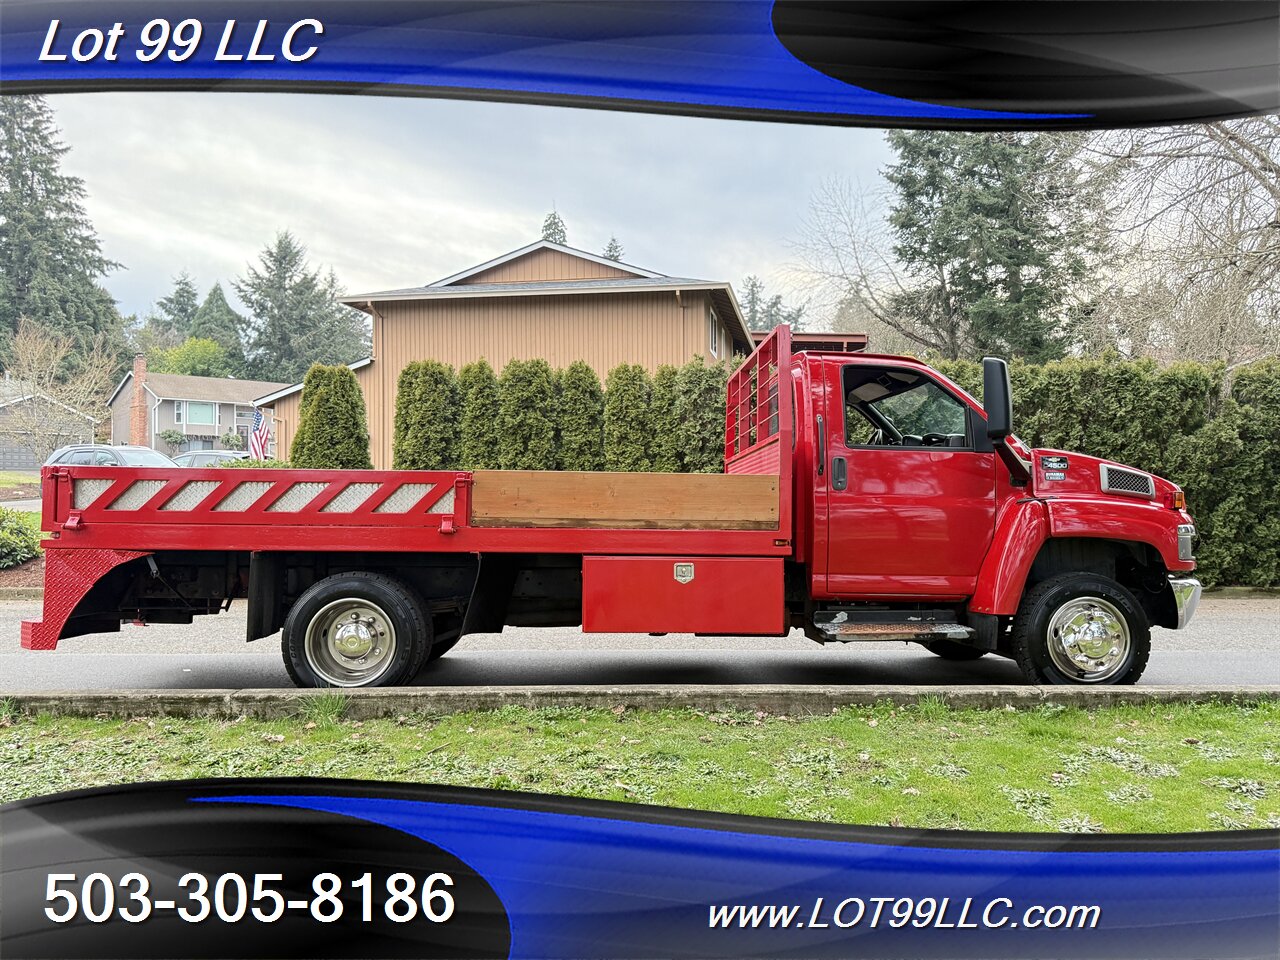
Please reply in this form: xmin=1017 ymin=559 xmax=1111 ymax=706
xmin=22 ymin=326 xmax=1202 ymax=687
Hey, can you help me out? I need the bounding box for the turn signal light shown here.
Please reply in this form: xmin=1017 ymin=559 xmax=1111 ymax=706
xmin=1168 ymin=490 xmax=1186 ymax=510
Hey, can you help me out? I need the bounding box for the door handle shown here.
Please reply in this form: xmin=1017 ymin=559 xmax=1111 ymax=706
xmin=831 ymin=456 xmax=848 ymax=491
xmin=816 ymin=414 xmax=825 ymax=476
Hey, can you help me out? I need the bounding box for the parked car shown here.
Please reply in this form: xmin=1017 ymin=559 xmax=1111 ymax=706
xmin=45 ymin=444 xmax=176 ymax=467
xmin=172 ymin=450 xmax=250 ymax=467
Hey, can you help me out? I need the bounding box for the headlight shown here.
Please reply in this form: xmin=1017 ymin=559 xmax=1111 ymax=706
xmin=1177 ymin=524 xmax=1196 ymax=561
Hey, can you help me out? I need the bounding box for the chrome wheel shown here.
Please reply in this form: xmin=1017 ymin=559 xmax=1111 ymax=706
xmin=1046 ymin=596 xmax=1130 ymax=683
xmin=304 ymin=598 xmax=397 ymax=687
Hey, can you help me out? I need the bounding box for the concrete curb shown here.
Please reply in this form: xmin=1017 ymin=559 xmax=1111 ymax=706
xmin=6 ymin=685 xmax=1280 ymax=720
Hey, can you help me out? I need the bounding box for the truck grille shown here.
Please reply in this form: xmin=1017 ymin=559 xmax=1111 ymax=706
xmin=1099 ymin=464 xmax=1155 ymax=499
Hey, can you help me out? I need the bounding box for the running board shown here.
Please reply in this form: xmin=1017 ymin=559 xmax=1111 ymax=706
xmin=812 ymin=615 xmax=975 ymax=644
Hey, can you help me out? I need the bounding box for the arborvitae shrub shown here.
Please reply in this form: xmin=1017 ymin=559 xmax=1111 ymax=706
xmin=603 ymin=363 xmax=652 ymax=471
xmin=496 ymin=359 xmax=558 ymax=469
xmin=649 ymin=364 xmax=682 ymax=472
xmin=676 ymin=356 xmax=728 ymax=473
xmin=558 ymin=360 xmax=605 ymax=470
xmin=457 ymin=359 xmax=501 ymax=470
xmin=392 ymin=360 xmax=459 ymax=469
xmin=289 ymin=364 xmax=373 ymax=469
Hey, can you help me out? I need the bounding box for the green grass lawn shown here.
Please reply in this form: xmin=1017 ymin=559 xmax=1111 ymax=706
xmin=2 ymin=699 xmax=1277 ymax=833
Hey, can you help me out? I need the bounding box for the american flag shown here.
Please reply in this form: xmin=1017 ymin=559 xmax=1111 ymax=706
xmin=248 ymin=408 xmax=271 ymax=460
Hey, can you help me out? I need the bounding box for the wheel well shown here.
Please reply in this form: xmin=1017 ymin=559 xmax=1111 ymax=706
xmin=247 ymin=551 xmax=585 ymax=642
xmin=1026 ymin=537 xmax=1177 ymax=629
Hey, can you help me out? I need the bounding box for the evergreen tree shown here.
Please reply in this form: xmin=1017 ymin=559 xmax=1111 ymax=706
xmin=496 ymin=359 xmax=558 ymax=469
xmin=289 ymin=364 xmax=373 ymax=469
xmin=541 ymin=211 xmax=567 ymax=245
xmin=603 ymin=363 xmax=652 ymax=471
xmin=883 ymin=130 xmax=1106 ymax=361
xmin=740 ymin=275 xmax=804 ymax=332
xmin=676 ymin=357 xmax=728 ymax=473
xmin=649 ymin=364 xmax=682 ymax=472
xmin=558 ymin=360 xmax=604 ymax=471
xmin=602 ymin=236 xmax=624 ymax=261
xmin=0 ymin=95 xmax=120 ymax=351
xmin=392 ymin=360 xmax=459 ymax=470
xmin=234 ymin=231 xmax=369 ymax=381
xmin=151 ymin=337 xmax=234 ymax=378
xmin=190 ymin=282 xmax=246 ymax=371
xmin=457 ymin=359 xmax=501 ymax=469
xmin=154 ymin=271 xmax=200 ymax=338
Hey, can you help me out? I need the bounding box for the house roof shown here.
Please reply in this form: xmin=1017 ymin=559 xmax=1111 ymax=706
xmin=253 ymin=357 xmax=373 ymax=406
xmin=340 ymin=240 xmax=752 ymax=347
xmin=431 ymin=239 xmax=662 ymax=285
xmin=109 ymin=371 xmax=290 ymax=406
xmin=0 ymin=380 xmax=99 ymax=421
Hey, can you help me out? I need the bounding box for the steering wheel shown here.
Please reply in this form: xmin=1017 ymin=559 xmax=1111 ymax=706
xmin=921 ymin=433 xmax=951 ymax=447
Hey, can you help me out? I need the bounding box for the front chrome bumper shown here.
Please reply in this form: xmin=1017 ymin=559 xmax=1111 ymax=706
xmin=1170 ymin=577 xmax=1202 ymax=629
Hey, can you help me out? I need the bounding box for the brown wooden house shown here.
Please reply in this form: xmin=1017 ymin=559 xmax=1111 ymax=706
xmin=257 ymin=240 xmax=754 ymax=468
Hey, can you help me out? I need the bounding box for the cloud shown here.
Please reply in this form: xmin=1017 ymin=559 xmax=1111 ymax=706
xmin=52 ymin=92 xmax=891 ymax=319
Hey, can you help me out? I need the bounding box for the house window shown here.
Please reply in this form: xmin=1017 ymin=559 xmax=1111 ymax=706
xmin=185 ymin=401 xmax=216 ymax=427
xmin=708 ymin=308 xmax=720 ymax=358
xmin=173 ymin=401 xmax=183 ymax=424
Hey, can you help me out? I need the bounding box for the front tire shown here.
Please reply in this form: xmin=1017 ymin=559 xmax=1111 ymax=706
xmin=282 ymin=572 xmax=432 ymax=688
xmin=1011 ymin=572 xmax=1150 ymax=685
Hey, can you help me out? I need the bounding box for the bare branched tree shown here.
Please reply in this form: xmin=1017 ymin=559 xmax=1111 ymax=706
xmin=1086 ymin=119 xmax=1280 ymax=367
xmin=0 ymin=318 xmax=118 ymax=461
xmin=792 ymin=177 xmax=959 ymax=356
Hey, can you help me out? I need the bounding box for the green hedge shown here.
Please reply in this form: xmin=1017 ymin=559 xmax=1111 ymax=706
xmin=933 ymin=356 xmax=1280 ymax=587
xmin=0 ymin=508 xmax=40 ymax=569
xmin=391 ymin=356 xmax=731 ymax=476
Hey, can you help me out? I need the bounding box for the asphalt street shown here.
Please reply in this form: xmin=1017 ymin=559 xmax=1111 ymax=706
xmin=1 ymin=597 xmax=1277 ymax=690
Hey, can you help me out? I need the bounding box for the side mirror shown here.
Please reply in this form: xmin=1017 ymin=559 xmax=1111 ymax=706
xmin=982 ymin=357 xmax=1013 ymax=439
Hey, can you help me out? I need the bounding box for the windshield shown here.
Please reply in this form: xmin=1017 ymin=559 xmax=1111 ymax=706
xmin=118 ymin=449 xmax=174 ymax=466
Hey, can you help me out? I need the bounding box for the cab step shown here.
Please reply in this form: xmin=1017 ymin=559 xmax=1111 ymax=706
xmin=812 ymin=610 xmax=975 ymax=643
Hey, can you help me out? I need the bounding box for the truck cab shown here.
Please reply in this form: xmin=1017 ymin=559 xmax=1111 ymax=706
xmin=790 ymin=344 xmax=1201 ymax=684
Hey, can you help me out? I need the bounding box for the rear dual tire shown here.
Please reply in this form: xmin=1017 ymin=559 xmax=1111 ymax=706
xmin=283 ymin=572 xmax=434 ymax=688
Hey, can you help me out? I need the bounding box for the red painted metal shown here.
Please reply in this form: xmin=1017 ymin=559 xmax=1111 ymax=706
xmin=21 ymin=546 xmax=149 ymax=650
xmin=725 ymin=325 xmax=793 ymax=550
xmin=819 ymin=356 xmax=998 ymax=598
xmin=969 ymin=498 xmax=1050 ymax=615
xmin=1048 ymin=497 xmax=1194 ymax=573
xmin=582 ymin=556 xmax=784 ymax=634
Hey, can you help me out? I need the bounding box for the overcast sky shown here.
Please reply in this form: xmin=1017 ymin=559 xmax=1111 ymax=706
xmin=51 ymin=92 xmax=892 ymax=321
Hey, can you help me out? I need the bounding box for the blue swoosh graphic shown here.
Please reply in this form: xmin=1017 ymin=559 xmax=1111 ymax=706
xmin=199 ymin=793 xmax=1279 ymax=958
xmin=0 ymin=1 xmax=1083 ymax=122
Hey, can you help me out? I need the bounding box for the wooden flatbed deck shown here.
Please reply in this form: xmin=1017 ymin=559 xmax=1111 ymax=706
xmin=470 ymin=470 xmax=779 ymax=530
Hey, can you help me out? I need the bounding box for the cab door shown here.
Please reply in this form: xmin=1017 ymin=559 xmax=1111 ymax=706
xmin=823 ymin=360 xmax=997 ymax=599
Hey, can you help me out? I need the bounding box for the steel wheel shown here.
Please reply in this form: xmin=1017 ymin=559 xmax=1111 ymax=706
xmin=1045 ymin=596 xmax=1130 ymax=683
xmin=1011 ymin=572 xmax=1151 ymax=686
xmin=282 ymin=572 xmax=430 ymax=689
xmin=304 ymin=598 xmax=398 ymax=687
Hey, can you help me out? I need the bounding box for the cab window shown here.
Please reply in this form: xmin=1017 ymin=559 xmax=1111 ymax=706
xmin=843 ymin=365 xmax=970 ymax=448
